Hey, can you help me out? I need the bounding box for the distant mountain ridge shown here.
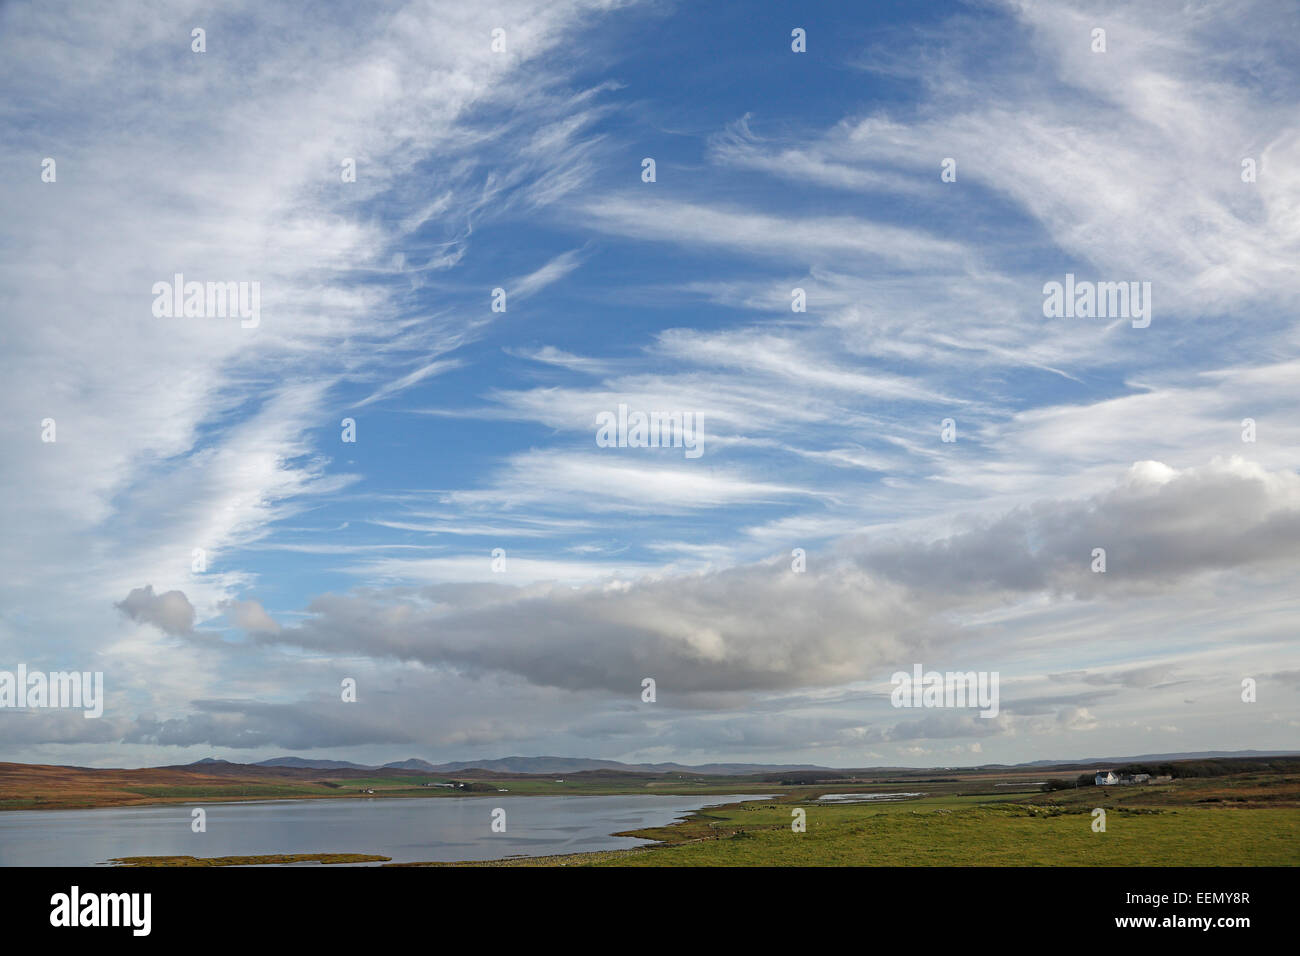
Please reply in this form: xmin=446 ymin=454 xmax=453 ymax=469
xmin=249 ymin=754 xmax=831 ymax=775
xmin=238 ymin=750 xmax=1299 ymax=776
xmin=252 ymin=756 xmax=372 ymax=770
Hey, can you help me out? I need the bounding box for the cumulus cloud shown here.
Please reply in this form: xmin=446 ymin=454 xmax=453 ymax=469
xmin=114 ymin=585 xmax=196 ymax=636
xmin=259 ymin=459 xmax=1300 ymax=698
xmin=0 ymin=711 xmax=127 ymax=745
xmin=1059 ymin=707 xmax=1100 ymax=732
xmin=849 ymin=457 xmax=1300 ymax=598
xmin=220 ymin=599 xmax=281 ymax=634
xmin=124 ymin=699 xmax=421 ymax=750
xmin=265 ymin=564 xmax=921 ymax=695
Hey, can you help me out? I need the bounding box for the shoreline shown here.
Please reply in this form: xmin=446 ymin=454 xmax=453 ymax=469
xmin=385 ymin=796 xmax=777 ymax=867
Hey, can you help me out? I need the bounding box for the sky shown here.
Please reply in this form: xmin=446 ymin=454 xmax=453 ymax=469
xmin=1 ymin=0 xmax=1298 ymax=770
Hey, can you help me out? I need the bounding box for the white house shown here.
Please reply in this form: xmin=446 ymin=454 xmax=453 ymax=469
xmin=1095 ymin=771 xmax=1118 ymax=785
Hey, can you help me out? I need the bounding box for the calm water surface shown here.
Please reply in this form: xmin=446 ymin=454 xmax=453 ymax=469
xmin=814 ymin=792 xmax=926 ymax=803
xmin=0 ymin=794 xmax=769 ymax=866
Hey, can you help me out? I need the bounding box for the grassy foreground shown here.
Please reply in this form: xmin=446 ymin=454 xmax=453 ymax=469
xmin=400 ymin=775 xmax=1300 ymax=866
xmin=111 ymin=853 xmax=390 ymax=866
xmin=593 ymin=802 xmax=1298 ymax=867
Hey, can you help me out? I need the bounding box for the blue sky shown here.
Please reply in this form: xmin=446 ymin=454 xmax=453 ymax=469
xmin=1 ymin=0 xmax=1298 ymax=768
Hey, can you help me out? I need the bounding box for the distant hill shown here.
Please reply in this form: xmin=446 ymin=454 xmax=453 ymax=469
xmin=248 ymin=754 xmax=834 ymax=775
xmin=380 ymin=758 xmax=441 ymax=771
xmin=427 ymin=756 xmax=634 ymax=774
xmin=428 ymin=756 xmax=828 ymax=774
xmin=254 ymin=757 xmax=372 ymax=770
xmin=213 ymin=750 xmax=1300 ymax=777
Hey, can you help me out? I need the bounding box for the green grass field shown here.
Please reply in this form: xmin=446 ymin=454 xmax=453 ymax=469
xmin=414 ymin=774 xmax=1300 ymax=866
xmin=582 ymin=799 xmax=1300 ymax=866
xmin=111 ymin=853 xmax=390 ymax=866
